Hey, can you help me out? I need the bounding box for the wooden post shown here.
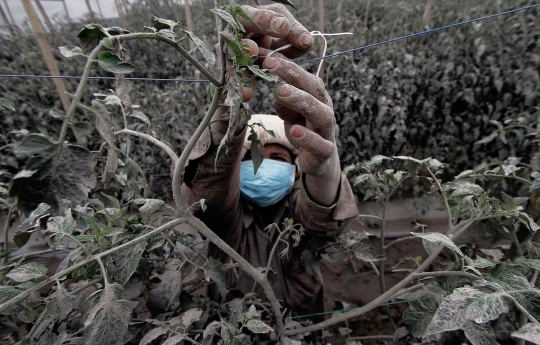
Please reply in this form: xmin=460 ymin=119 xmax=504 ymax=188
xmin=184 ymin=0 xmax=195 ymax=50
xmin=317 ymin=0 xmax=325 ymax=80
xmin=365 ymin=0 xmax=372 ymax=27
xmin=21 ymin=0 xmax=71 ymax=113
xmin=2 ymin=0 xmax=18 ymax=33
xmin=84 ymin=0 xmax=97 ymax=22
xmin=34 ymin=0 xmax=58 ymax=37
xmin=114 ymin=0 xmax=127 ymax=28
xmin=61 ymin=0 xmax=71 ymax=21
xmin=95 ymin=0 xmax=104 ymax=19
xmin=0 ymin=2 xmax=15 ymax=35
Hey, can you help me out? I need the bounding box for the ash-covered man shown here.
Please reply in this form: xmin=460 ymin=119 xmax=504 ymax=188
xmin=182 ymin=4 xmax=358 ymax=314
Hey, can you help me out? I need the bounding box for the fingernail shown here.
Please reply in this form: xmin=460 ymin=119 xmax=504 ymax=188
xmin=264 ymin=57 xmax=279 ymax=70
xmin=271 ymin=17 xmax=288 ymax=33
xmin=278 ymin=85 xmax=292 ymax=98
xmin=292 ymin=127 xmax=304 ymax=138
xmin=300 ymin=33 xmax=313 ymax=47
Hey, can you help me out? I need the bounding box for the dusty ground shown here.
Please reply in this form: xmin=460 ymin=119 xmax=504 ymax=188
xmin=1 ymin=196 xmax=449 ymax=344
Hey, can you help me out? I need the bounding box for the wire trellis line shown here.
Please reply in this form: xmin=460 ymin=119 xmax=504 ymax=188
xmin=0 ymin=3 xmax=538 ymax=83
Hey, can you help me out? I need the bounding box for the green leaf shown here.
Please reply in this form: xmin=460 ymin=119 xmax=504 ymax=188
xmin=219 ymin=31 xmax=256 ymax=66
xmin=245 ymin=319 xmax=273 ymax=333
xmin=411 ymin=232 xmax=464 ymax=257
xmin=13 ymin=229 xmax=34 ymax=248
xmin=97 ymin=51 xmax=136 ymax=74
xmin=6 ymin=262 xmax=48 ymax=282
xmin=0 ymin=249 xmax=16 ymax=259
xmin=148 ymin=264 xmax=183 ymax=311
xmin=248 ymin=128 xmax=264 ymax=174
xmin=0 ymin=286 xmax=21 ymax=304
xmin=203 ymin=258 xmax=227 ymax=298
xmin=13 ymin=134 xmax=56 ymax=157
xmin=59 ymin=45 xmax=85 ymax=58
xmin=518 ymin=212 xmax=539 ymax=232
xmin=489 ymin=262 xmax=531 ymax=290
xmin=211 ymin=9 xmax=244 ymax=32
xmin=150 ymin=16 xmax=181 ymax=31
xmin=112 ymin=240 xmax=147 ymax=285
xmin=18 ymin=307 xmax=37 ymax=323
xmin=72 ymin=121 xmax=92 ymax=136
xmin=183 ymin=30 xmax=216 ymax=67
xmin=82 ymin=283 xmax=134 ymax=345
xmin=512 ymin=323 xmax=540 ymax=345
xmin=232 ymin=4 xmax=261 ymax=30
xmin=21 ymin=203 xmax=50 ymax=226
xmin=404 ymin=298 xmax=439 ymax=337
xmin=77 ymin=24 xmax=106 ymax=53
xmin=140 ymin=327 xmax=167 ymax=345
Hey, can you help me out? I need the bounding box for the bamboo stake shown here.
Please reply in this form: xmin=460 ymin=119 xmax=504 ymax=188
xmin=84 ymin=0 xmax=97 ymax=22
xmin=114 ymin=0 xmax=127 ymax=28
xmin=0 ymin=2 xmax=15 ymax=35
xmin=2 ymin=0 xmax=18 ymax=33
xmin=317 ymin=0 xmax=325 ymax=80
xmin=61 ymin=0 xmax=70 ymax=21
xmin=184 ymin=0 xmax=195 ymax=50
xmin=34 ymin=0 xmax=58 ymax=37
xmin=95 ymin=0 xmax=104 ymax=19
xmin=21 ymin=0 xmax=71 ymax=113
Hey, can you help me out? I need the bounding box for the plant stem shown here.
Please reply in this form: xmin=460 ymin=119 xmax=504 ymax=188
xmin=70 ymin=277 xmax=103 ymax=295
xmin=172 ymin=73 xmax=224 ymax=211
xmin=115 ymin=128 xmax=179 ymax=164
xmin=283 ymin=246 xmax=443 ymax=336
xmin=356 ymin=214 xmax=383 ymax=222
xmin=427 ymin=167 xmax=453 ymax=232
xmin=65 ymin=233 xmax=93 ymax=257
xmin=510 ymin=224 xmax=524 ymax=257
xmin=2 ymin=203 xmax=16 ymax=264
xmin=0 ymin=218 xmax=187 ymax=313
xmin=484 ymin=174 xmax=532 ymax=185
xmin=349 ymin=335 xmax=394 ymax=341
xmin=412 ymin=271 xmax=481 ymax=280
xmin=96 ymin=257 xmax=109 ymax=286
xmin=8 ymin=249 xmax=67 ymax=264
xmin=184 ymin=212 xmax=284 ymax=335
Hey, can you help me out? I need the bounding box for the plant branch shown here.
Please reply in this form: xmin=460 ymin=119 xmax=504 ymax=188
xmin=384 ymin=236 xmax=419 ymax=250
xmin=115 ymin=128 xmax=179 ymax=164
xmin=2 ymin=202 xmax=16 ymax=264
xmin=349 ymin=335 xmax=394 ymax=341
xmin=427 ymin=167 xmax=453 ymax=232
xmin=412 ymin=271 xmax=481 ymax=280
xmin=65 ymin=233 xmax=93 ymax=257
xmin=70 ymin=277 xmax=103 ymax=295
xmin=283 ymin=246 xmax=444 ymax=336
xmin=356 ymin=214 xmax=383 ymax=222
xmin=7 ymin=249 xmax=68 ymax=264
xmin=183 ymin=212 xmax=284 ymax=335
xmin=96 ymin=257 xmax=110 ymax=285
xmin=172 ymin=70 xmax=224 ymax=211
xmin=483 ymin=174 xmax=532 ymax=185
xmin=0 ymin=218 xmax=187 ymax=313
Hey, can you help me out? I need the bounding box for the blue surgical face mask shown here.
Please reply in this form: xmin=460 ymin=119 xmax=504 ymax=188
xmin=240 ymin=159 xmax=295 ymax=208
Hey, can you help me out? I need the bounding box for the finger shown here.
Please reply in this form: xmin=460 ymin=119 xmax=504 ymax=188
xmin=275 ymin=84 xmax=335 ymax=139
xmin=260 ymin=4 xmax=313 ymax=52
xmin=265 ymin=57 xmax=329 ymax=104
xmin=274 ymin=102 xmax=304 ymax=125
xmin=238 ymin=5 xmax=290 ymax=38
xmin=271 ymin=37 xmax=312 ymax=59
xmin=288 ymin=125 xmax=335 ymax=161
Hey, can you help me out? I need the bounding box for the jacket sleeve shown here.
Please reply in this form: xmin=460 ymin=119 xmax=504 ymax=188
xmin=290 ymin=172 xmax=359 ymax=231
xmin=181 ymin=125 xmax=247 ymax=235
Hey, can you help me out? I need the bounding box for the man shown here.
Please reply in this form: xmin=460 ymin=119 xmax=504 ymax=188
xmin=182 ymin=4 xmax=358 ymax=314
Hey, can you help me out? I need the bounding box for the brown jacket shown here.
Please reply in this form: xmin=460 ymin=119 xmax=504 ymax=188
xmin=182 ymin=125 xmax=358 ymax=314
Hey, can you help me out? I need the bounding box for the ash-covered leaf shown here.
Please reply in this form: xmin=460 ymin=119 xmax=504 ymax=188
xmin=82 ymin=283 xmax=134 ymax=345
xmin=148 ymin=265 xmax=183 ymax=311
xmin=150 ymin=16 xmax=181 ymax=31
xmin=0 ymin=286 xmax=21 ymax=303
xmin=21 ymin=203 xmax=50 ymax=226
xmin=59 ymin=45 xmax=85 ymax=58
xmin=445 ymin=181 xmax=484 ymax=197
xmin=140 ymin=327 xmax=167 ymax=345
xmin=46 ymin=209 xmax=76 ymax=235
xmin=13 ymin=229 xmax=35 ymax=248
xmin=245 ymin=305 xmax=261 ymax=319
xmin=462 ymin=322 xmax=498 ymax=345
xmin=203 ymin=258 xmax=227 ymax=298
xmin=0 ymin=249 xmax=16 ymax=260
xmin=72 ymin=121 xmax=92 ymax=136
xmin=112 ymin=241 xmax=147 ymax=285
xmin=404 ymin=298 xmax=439 ymax=337
xmin=54 ymin=282 xmax=76 ymax=320
xmin=162 ymin=335 xmax=186 ymax=345
xmin=473 ymin=257 xmax=497 ymax=268
xmin=247 ymin=65 xmax=278 ymax=82
xmin=13 ymin=134 xmax=56 ymax=157
xmin=183 ymin=30 xmax=215 ymax=66
xmin=245 ymin=319 xmax=273 ymax=333
xmin=134 ymin=199 xmax=166 ymax=215
xmin=518 ymin=212 xmax=539 ymax=232
xmin=35 ymin=333 xmax=68 ymax=345
xmin=283 ymin=338 xmax=302 ymax=345
xmin=301 ymin=249 xmax=323 ymax=284
xmin=514 ymin=257 xmax=540 ymax=270
xmin=6 ymin=262 xmax=48 ymax=282
xmin=511 ymin=323 xmax=540 ymax=345
xmin=479 ymin=249 xmax=504 ymax=262
xmin=489 ymin=262 xmax=531 ymax=290
xmin=211 ymin=9 xmax=244 ymax=32
xmin=182 ymin=308 xmax=203 ymax=327
xmin=411 ymin=232 xmax=464 ymax=257
xmin=130 ymin=109 xmax=151 ymax=126
xmin=203 ymin=320 xmax=222 ymax=339
xmin=121 ymin=275 xmax=144 ymax=300
xmin=464 ymin=291 xmax=509 ymax=323
xmin=10 ymin=143 xmax=96 ymax=212
xmin=248 ymin=128 xmax=264 ymax=174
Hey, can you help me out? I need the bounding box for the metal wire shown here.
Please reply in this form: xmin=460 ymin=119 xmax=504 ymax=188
xmin=0 ymin=3 xmax=538 ymax=83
